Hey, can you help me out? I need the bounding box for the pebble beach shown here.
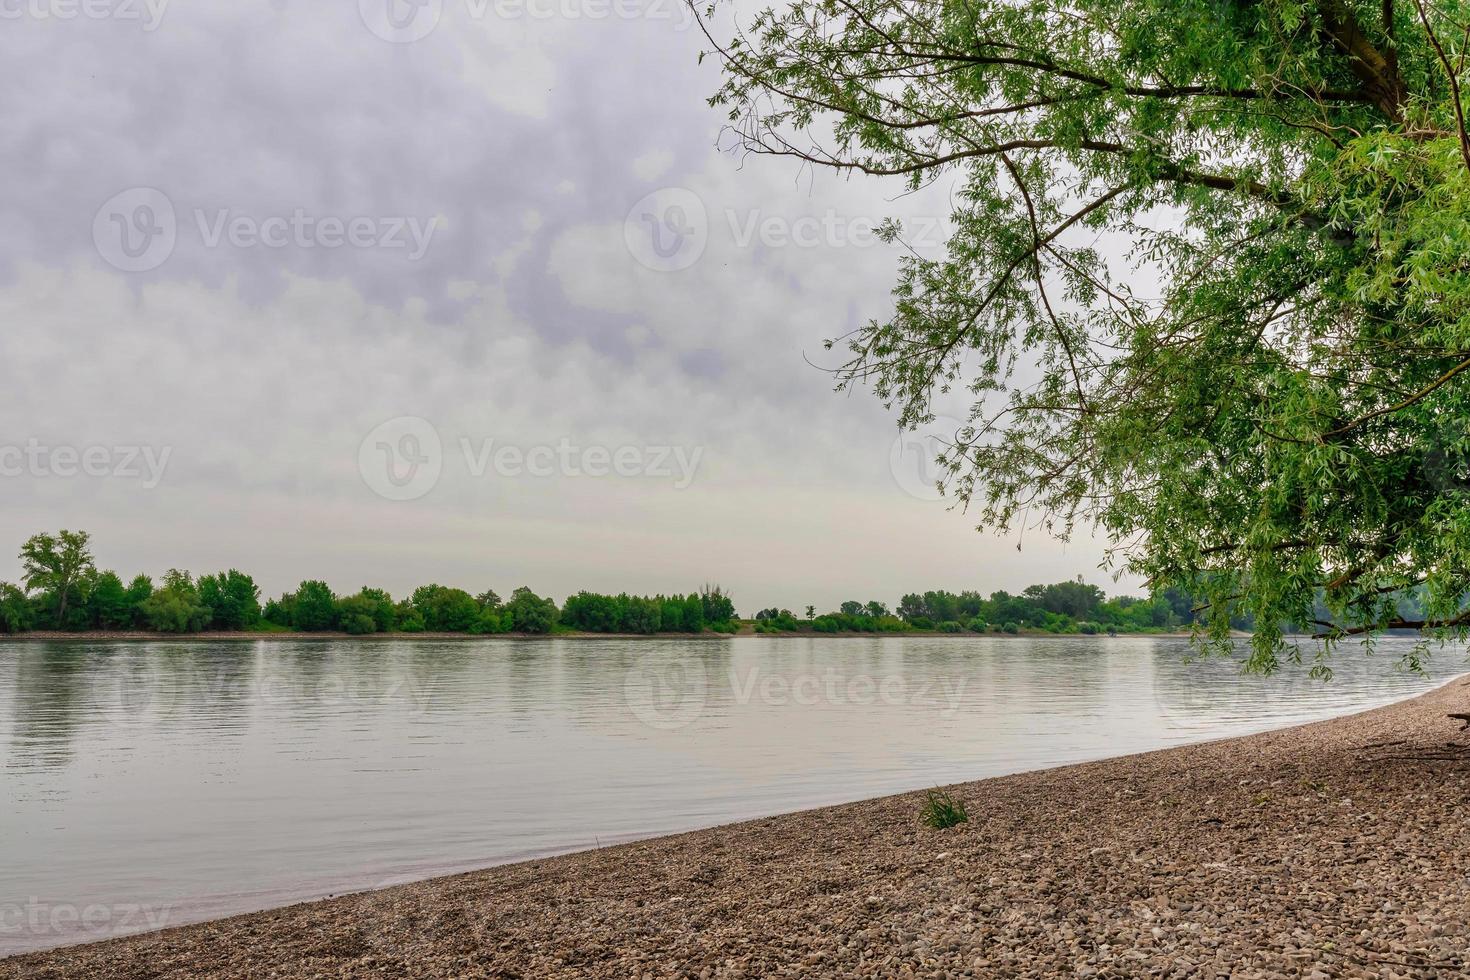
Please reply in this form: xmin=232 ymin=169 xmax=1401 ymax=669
xmin=5 ymin=677 xmax=1469 ymax=979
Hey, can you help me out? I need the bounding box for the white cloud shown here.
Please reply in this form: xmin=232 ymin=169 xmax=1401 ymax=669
xmin=631 ymin=148 xmax=674 ymax=181
xmin=452 ymin=19 xmax=558 ymax=119
xmin=0 ymin=6 xmax=1135 ymax=610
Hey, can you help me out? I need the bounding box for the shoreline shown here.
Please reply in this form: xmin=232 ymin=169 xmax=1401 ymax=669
xmin=5 ymin=678 xmax=1469 ymax=977
xmin=0 ymin=628 xmax=1209 ymax=642
xmin=0 ymin=629 xmax=736 ymax=642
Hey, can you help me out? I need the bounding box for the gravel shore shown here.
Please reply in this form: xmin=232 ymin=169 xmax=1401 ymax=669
xmin=6 ymin=679 xmax=1470 ymax=979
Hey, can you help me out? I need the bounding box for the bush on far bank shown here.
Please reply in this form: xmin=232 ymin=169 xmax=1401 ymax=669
xmin=1 ymin=529 xmax=1247 ymax=640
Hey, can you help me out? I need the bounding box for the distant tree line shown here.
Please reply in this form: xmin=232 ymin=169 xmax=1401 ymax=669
xmin=764 ymin=580 xmax=1249 ymax=636
xmin=561 ymin=589 xmax=738 ymax=635
xmin=8 ymin=529 xmax=1408 ymax=640
xmin=0 ymin=530 xmax=735 ymax=637
xmin=264 ymin=582 xmax=564 ymax=636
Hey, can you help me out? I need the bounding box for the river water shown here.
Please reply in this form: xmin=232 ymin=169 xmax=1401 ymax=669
xmin=0 ymin=634 xmax=1459 ymax=955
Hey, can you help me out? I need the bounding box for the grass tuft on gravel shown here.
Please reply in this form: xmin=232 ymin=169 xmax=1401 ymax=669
xmin=919 ymin=789 xmax=968 ymax=829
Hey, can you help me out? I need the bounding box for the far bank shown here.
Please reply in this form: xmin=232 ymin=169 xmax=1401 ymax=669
xmin=0 ymin=626 xmax=1213 ymax=642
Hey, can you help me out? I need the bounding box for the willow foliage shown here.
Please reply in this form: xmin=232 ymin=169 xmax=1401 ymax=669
xmin=696 ymin=0 xmax=1470 ymax=671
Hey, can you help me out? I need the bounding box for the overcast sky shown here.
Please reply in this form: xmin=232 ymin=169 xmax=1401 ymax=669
xmin=0 ymin=0 xmax=1129 ymax=611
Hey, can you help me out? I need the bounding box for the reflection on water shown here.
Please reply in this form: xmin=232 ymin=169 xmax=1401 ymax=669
xmin=0 ymin=634 xmax=1461 ymax=955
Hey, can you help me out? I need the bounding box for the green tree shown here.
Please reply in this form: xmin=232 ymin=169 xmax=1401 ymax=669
xmin=469 ymin=607 xmax=511 ymax=634
xmin=659 ymin=595 xmax=685 ymax=632
xmin=354 ymin=588 xmax=397 ymax=632
xmin=990 ymin=591 xmax=1041 ymax=628
xmin=621 ymin=595 xmax=662 ymax=634
xmin=198 ymin=570 xmax=262 ymax=631
xmin=393 ymin=599 xmax=426 ymax=633
xmin=923 ymin=591 xmax=961 ymax=623
xmin=699 ymin=0 xmax=1470 ymax=670
xmin=1028 ymin=579 xmax=1106 ymax=620
xmin=506 ymin=586 xmax=559 ymax=634
xmin=87 ymin=571 xmax=131 ymax=629
xmin=139 ymin=570 xmax=211 ymax=634
xmin=19 ymin=530 xmax=94 ymax=627
xmin=291 ymin=580 xmax=338 ymax=632
xmin=896 ymin=594 xmax=926 ymax=623
xmin=410 ymin=584 xmax=480 ymax=632
xmin=562 ymin=591 xmax=616 ymax=631
xmin=682 ymin=593 xmax=705 ymax=632
xmin=263 ymin=592 xmax=296 ymax=629
xmin=0 ymin=582 xmax=33 ymax=633
xmin=52 ymin=568 xmax=100 ymax=631
xmin=335 ymin=592 xmax=386 ymax=634
xmin=124 ymin=574 xmax=153 ymax=628
xmin=699 ymin=584 xmax=736 ymax=624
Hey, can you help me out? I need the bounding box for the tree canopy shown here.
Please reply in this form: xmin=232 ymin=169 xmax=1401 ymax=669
xmin=19 ymin=530 xmax=94 ymax=627
xmin=696 ymin=0 xmax=1470 ymax=671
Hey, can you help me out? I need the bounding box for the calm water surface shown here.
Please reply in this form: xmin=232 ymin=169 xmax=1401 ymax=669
xmin=1 ymin=634 xmax=1462 ymax=954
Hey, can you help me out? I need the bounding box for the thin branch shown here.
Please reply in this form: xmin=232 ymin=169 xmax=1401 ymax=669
xmin=1322 ymin=354 xmax=1470 ymax=438
xmin=1411 ymin=0 xmax=1470 ymax=173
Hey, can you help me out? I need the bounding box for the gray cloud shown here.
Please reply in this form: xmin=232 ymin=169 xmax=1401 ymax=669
xmin=0 ymin=1 xmax=1128 ymax=611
